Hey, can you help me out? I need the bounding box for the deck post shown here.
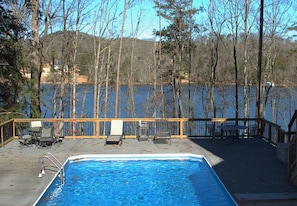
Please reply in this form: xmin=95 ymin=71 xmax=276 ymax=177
xmin=180 ymin=119 xmax=183 ymax=139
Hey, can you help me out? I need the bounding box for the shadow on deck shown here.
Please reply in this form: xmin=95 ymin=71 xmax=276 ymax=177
xmin=191 ymin=138 xmax=297 ymax=205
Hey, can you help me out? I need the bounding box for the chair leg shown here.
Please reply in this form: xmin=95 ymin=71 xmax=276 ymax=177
xmin=19 ymin=139 xmax=27 ymax=146
xmin=19 ymin=138 xmax=32 ymax=147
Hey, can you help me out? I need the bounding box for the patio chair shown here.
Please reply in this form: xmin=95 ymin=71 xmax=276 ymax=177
xmin=153 ymin=119 xmax=171 ymax=144
xmin=30 ymin=120 xmax=42 ymax=128
xmin=17 ymin=126 xmax=32 ymax=146
xmin=37 ymin=127 xmax=55 ymax=147
xmin=137 ymin=121 xmax=149 ymax=141
xmin=29 ymin=120 xmax=43 ymax=143
xmin=105 ymin=120 xmax=124 ymax=146
xmin=207 ymin=123 xmax=222 ymax=140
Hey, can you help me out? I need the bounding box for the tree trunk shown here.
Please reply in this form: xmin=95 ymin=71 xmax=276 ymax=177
xmin=127 ymin=8 xmax=141 ymax=118
xmin=243 ymin=0 xmax=250 ymax=120
xmin=256 ymin=0 xmax=264 ymax=119
xmin=115 ymin=0 xmax=127 ymax=118
xmin=30 ymin=0 xmax=41 ymax=118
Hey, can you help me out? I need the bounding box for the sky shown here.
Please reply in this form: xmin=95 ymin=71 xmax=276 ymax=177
xmin=128 ymin=0 xmax=206 ymax=40
xmin=53 ymin=0 xmax=206 ymax=40
xmin=81 ymin=0 xmax=162 ymax=40
xmin=128 ymin=1 xmax=159 ymax=40
xmin=80 ymin=0 xmax=297 ymax=41
xmin=128 ymin=0 xmax=297 ymax=40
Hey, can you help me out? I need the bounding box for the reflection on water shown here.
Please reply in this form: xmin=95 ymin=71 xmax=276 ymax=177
xmin=38 ymin=84 xmax=297 ymax=129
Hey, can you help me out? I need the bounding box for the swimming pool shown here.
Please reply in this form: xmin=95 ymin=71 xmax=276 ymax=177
xmin=34 ymin=154 xmax=237 ymax=206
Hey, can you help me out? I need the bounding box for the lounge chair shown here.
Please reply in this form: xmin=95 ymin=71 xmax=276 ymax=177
xmin=153 ymin=120 xmax=171 ymax=144
xmin=37 ymin=127 xmax=55 ymax=147
xmin=17 ymin=126 xmax=32 ymax=146
xmin=105 ymin=120 xmax=124 ymax=145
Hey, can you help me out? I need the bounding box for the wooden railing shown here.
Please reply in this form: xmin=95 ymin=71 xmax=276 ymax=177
xmin=0 ymin=117 xmax=289 ymax=147
xmin=0 ymin=119 xmax=14 ymax=146
xmin=287 ymin=110 xmax=297 ymax=182
xmin=261 ymin=119 xmax=287 ymax=144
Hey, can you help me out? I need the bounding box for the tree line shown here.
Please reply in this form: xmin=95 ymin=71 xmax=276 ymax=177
xmin=1 ymin=0 xmax=297 ymax=122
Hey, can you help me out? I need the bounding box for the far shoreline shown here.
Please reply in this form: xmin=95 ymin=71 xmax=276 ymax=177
xmin=40 ymin=81 xmax=297 ymax=87
xmin=40 ymin=74 xmax=296 ymax=87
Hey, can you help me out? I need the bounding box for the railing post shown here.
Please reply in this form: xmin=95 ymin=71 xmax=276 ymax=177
xmin=12 ymin=121 xmax=16 ymax=138
xmin=268 ymin=124 xmax=272 ymax=143
xmin=96 ymin=120 xmax=100 ymax=137
xmin=278 ymin=129 xmax=284 ymax=143
xmin=0 ymin=127 xmax=3 ymax=146
xmin=180 ymin=119 xmax=184 ymax=139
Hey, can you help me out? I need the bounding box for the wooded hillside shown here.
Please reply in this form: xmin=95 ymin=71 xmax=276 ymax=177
xmin=43 ymin=32 xmax=297 ymax=86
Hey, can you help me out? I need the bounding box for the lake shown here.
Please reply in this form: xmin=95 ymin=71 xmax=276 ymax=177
xmin=38 ymin=84 xmax=297 ymax=130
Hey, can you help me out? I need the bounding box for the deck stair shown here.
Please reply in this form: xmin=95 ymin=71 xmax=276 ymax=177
xmin=38 ymin=152 xmax=65 ymax=185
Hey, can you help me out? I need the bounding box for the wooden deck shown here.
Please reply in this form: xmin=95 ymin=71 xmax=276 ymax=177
xmin=0 ymin=138 xmax=297 ymax=205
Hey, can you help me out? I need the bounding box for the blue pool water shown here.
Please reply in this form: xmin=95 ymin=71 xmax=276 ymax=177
xmin=35 ymin=154 xmax=237 ymax=206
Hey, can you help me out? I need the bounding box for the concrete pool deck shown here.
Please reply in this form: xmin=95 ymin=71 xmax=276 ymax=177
xmin=1 ymin=138 xmax=297 ymax=206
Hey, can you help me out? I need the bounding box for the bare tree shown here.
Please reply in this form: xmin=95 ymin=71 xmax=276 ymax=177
xmin=154 ymin=0 xmax=165 ymax=118
xmin=57 ymin=0 xmax=74 ymax=119
xmin=114 ymin=0 xmax=127 ymax=118
xmin=256 ymin=0 xmax=264 ymax=119
xmin=30 ymin=0 xmax=42 ymax=118
xmin=262 ymin=1 xmax=293 ymax=117
xmin=39 ymin=0 xmax=62 ymax=118
xmin=226 ymin=0 xmax=241 ymax=121
xmin=92 ymin=0 xmax=118 ymax=118
xmin=69 ymin=0 xmax=90 ymax=133
xmin=127 ymin=7 xmax=144 ymax=117
xmin=205 ymin=0 xmax=225 ymax=118
xmin=243 ymin=0 xmax=250 ymax=120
